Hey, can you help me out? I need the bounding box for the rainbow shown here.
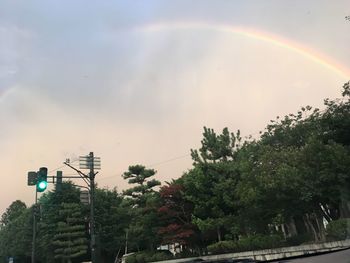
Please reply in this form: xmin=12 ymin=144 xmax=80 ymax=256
xmin=138 ymin=22 xmax=350 ymax=80
xmin=1 ymin=22 xmax=349 ymax=100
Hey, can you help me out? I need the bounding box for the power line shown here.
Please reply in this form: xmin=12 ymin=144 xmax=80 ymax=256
xmin=148 ymin=154 xmax=191 ymax=167
xmin=51 ymin=97 xmax=349 ymax=183
xmin=97 ymin=153 xmax=191 ymax=182
xmin=48 ymin=158 xmax=78 ymax=174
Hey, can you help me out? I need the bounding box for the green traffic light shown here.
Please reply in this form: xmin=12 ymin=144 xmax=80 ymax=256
xmin=36 ymin=167 xmax=48 ymax=192
xmin=38 ymin=181 xmax=47 ymax=191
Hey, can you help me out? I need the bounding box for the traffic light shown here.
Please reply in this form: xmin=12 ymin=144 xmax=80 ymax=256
xmin=36 ymin=167 xmax=48 ymax=192
xmin=27 ymin=171 xmax=37 ymax=186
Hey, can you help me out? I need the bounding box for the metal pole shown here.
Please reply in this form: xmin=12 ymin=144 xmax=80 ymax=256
xmin=31 ymin=188 xmax=38 ymax=263
xmin=89 ymin=152 xmax=96 ymax=263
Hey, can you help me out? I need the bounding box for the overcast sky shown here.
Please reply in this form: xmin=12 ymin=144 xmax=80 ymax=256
xmin=1 ymin=0 xmax=349 ymax=214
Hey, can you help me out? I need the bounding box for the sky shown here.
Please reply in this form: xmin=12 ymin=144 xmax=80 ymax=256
xmin=0 ymin=0 xmax=350 ymax=215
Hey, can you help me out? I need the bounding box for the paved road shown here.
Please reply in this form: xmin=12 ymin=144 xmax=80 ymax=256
xmin=275 ymin=248 xmax=350 ymax=263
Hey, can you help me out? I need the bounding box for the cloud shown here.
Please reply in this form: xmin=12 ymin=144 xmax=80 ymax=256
xmin=1 ymin=0 xmax=350 ymax=214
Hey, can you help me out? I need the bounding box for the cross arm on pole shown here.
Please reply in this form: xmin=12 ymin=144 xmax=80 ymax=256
xmin=63 ymin=162 xmax=90 ymax=186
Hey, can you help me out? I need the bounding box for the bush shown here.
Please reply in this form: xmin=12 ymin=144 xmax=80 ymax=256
xmin=326 ymin=219 xmax=350 ymax=241
xmin=125 ymin=250 xmax=173 ymax=263
xmin=237 ymin=234 xmax=284 ymax=251
xmin=207 ymin=241 xmax=237 ymax=254
xmin=207 ymin=234 xmax=285 ymax=254
xmin=174 ymin=250 xmax=201 ymax=258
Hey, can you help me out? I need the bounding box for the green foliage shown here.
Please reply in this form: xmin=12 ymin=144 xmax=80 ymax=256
xmin=52 ymin=203 xmax=88 ymax=260
xmin=0 ymin=200 xmax=27 ymax=227
xmin=122 ymin=164 xmax=162 ymax=252
xmin=0 ymin=204 xmax=32 ymax=262
xmin=191 ymin=127 xmax=241 ymax=164
xmin=184 ymin=128 xmax=242 ymax=244
xmin=95 ymin=188 xmax=129 ymax=262
xmin=207 ymin=234 xmax=284 ymax=254
xmin=36 ymin=181 xmax=82 ymax=263
xmin=123 ymin=165 xmax=161 ymax=206
xmin=326 ymin=219 xmax=350 ymax=241
xmin=285 ymin=234 xmax=312 ymax=246
xmin=207 ymin=240 xmax=238 ymax=254
xmin=125 ymin=250 xmax=173 ymax=263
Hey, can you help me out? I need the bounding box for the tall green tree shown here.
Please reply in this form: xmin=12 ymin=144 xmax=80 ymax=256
xmin=0 ymin=201 xmax=32 ymax=263
xmin=184 ymin=128 xmax=242 ymax=243
xmin=36 ymin=182 xmax=83 ymax=263
xmin=122 ymin=165 xmax=161 ymax=251
xmin=53 ymin=203 xmax=88 ymax=262
xmin=94 ymin=188 xmax=129 ymax=262
xmin=0 ymin=200 xmax=27 ymax=227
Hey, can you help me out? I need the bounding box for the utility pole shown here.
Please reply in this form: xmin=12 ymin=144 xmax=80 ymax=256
xmin=89 ymin=152 xmax=96 ymax=263
xmin=64 ymin=151 xmax=100 ymax=263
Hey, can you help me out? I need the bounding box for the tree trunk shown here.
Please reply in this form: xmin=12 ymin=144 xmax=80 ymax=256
xmin=340 ymin=200 xmax=350 ymax=218
xmin=217 ymin=226 xmax=222 ymax=242
xmin=294 ymin=215 xmax=307 ymax=236
xmin=304 ymin=214 xmax=318 ymax=242
xmin=286 ymin=217 xmax=298 ymax=237
xmin=314 ymin=212 xmax=326 ymax=242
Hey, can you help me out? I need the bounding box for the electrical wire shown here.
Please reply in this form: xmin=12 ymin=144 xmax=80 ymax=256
xmin=97 ymin=154 xmax=191 ymax=182
xmin=49 ymin=97 xmax=349 ymax=182
xmin=48 ymin=158 xmax=78 ymax=174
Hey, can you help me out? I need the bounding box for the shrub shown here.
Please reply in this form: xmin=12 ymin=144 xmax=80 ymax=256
xmin=125 ymin=250 xmax=173 ymax=263
xmin=207 ymin=234 xmax=284 ymax=254
xmin=207 ymin=241 xmax=237 ymax=254
xmin=326 ymin=219 xmax=350 ymax=241
xmin=237 ymin=234 xmax=284 ymax=251
xmin=174 ymin=250 xmax=201 ymax=258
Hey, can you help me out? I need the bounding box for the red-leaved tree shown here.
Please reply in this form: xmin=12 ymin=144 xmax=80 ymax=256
xmin=158 ymin=183 xmax=198 ymax=247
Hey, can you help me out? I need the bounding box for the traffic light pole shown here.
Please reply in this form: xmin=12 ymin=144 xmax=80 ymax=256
xmin=31 ymin=188 xmax=38 ymax=263
xmin=27 ymin=161 xmax=99 ymax=263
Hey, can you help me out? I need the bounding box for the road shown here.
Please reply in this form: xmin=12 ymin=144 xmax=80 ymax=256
xmin=275 ymin=248 xmax=350 ymax=263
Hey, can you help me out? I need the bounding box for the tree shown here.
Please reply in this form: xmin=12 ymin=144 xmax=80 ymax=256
xmin=0 ymin=201 xmax=32 ymax=262
xmin=0 ymin=200 xmax=27 ymax=227
xmin=122 ymin=165 xmax=161 ymax=206
xmin=184 ymin=128 xmax=242 ymax=243
xmin=122 ymin=165 xmax=162 ymax=251
xmin=94 ymin=188 xmax=129 ymax=262
xmin=191 ymin=127 xmax=241 ymax=165
xmin=158 ymin=182 xmax=198 ymax=249
xmin=237 ymin=83 xmax=350 ymax=241
xmin=36 ymin=181 xmax=83 ymax=263
xmin=52 ymin=203 xmax=88 ymax=262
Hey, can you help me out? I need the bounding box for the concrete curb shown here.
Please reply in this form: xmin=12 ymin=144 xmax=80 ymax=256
xmin=150 ymin=239 xmax=350 ymax=262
